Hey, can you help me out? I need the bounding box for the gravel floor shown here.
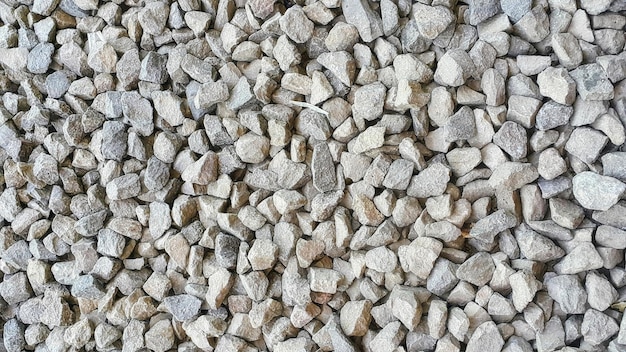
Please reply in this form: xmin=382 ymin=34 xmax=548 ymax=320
xmin=1 ymin=0 xmax=626 ymax=351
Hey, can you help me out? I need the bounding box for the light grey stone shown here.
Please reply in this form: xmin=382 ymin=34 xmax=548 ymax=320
xmin=554 ymin=242 xmax=604 ymax=275
xmin=493 ymin=121 xmax=527 ymax=160
xmin=407 ymin=162 xmax=451 ymax=198
xmin=434 ymin=49 xmax=475 ymax=87
xmin=581 ymin=309 xmax=619 ymax=345
xmin=466 ymin=321 xmax=504 ymax=352
xmin=585 ymin=271 xmax=618 ymax=311
xmin=342 ymin=0 xmax=383 ymax=42
xmin=456 ymin=252 xmax=495 ymax=286
xmin=469 ymin=209 xmax=517 ymax=244
xmin=546 ymin=274 xmax=587 ymax=314
xmin=570 ymin=63 xmax=615 ymax=101
xmin=573 ymin=171 xmax=626 ymax=211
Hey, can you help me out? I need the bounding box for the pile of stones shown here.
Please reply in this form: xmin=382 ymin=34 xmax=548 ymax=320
xmin=1 ymin=0 xmax=626 ymax=350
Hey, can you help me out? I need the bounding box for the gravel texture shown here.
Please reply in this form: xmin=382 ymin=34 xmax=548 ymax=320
xmin=1 ymin=0 xmax=626 ymax=351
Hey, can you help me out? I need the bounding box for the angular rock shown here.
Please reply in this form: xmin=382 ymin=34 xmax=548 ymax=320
xmin=572 ymin=171 xmax=625 ymax=211
xmin=546 ymin=275 xmax=587 ymax=314
xmin=279 ymin=6 xmax=314 ymax=43
xmin=537 ymin=67 xmax=577 ymax=106
xmin=469 ymin=210 xmax=517 ymax=244
xmin=570 ymin=63 xmax=614 ymax=101
xmin=434 ymin=49 xmax=475 ymax=87
xmin=581 ymin=309 xmax=619 ymax=345
xmin=412 ymin=3 xmax=455 ymax=40
xmin=407 ymin=163 xmax=451 ymax=198
xmin=456 ymin=252 xmax=495 ymax=286
xmin=341 ymin=0 xmax=383 ymax=42
xmin=554 ymin=242 xmax=604 ymax=275
xmin=466 ymin=321 xmax=504 ymax=352
xmin=312 ymin=142 xmax=337 ymax=192
xmin=493 ymin=121 xmax=527 ymax=160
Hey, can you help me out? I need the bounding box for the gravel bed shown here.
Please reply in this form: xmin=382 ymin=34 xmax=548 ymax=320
xmin=1 ymin=0 xmax=626 ymax=351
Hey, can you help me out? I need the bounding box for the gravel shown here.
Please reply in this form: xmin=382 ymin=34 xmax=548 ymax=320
xmin=1 ymin=0 xmax=626 ymax=350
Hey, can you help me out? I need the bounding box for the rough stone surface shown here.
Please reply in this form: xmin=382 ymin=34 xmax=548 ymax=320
xmin=1 ymin=1 xmax=626 ymax=351
xmin=573 ymin=172 xmax=626 ymax=211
